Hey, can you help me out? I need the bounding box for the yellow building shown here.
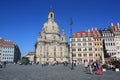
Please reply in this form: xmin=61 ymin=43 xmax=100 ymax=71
xmin=25 ymin=52 xmax=35 ymax=63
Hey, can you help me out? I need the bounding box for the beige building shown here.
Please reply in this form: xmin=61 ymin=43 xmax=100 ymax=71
xmin=25 ymin=52 xmax=35 ymax=63
xmin=70 ymin=28 xmax=104 ymax=64
xmin=92 ymin=29 xmax=104 ymax=64
xmin=35 ymin=9 xmax=69 ymax=63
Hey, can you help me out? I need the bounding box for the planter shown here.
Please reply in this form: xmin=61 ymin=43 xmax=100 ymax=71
xmin=102 ymin=68 xmax=106 ymax=72
xmin=115 ymin=68 xmax=119 ymax=72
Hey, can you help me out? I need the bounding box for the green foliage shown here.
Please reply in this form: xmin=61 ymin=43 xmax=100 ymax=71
xmin=102 ymin=64 xmax=108 ymax=69
xmin=111 ymin=60 xmax=120 ymax=69
xmin=115 ymin=63 xmax=120 ymax=69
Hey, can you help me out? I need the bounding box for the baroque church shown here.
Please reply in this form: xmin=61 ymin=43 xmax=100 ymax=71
xmin=35 ymin=9 xmax=69 ymax=63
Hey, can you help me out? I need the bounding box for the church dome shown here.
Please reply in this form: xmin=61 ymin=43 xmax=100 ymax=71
xmin=42 ymin=10 xmax=60 ymax=34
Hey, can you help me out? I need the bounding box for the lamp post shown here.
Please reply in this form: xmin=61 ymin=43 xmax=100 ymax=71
xmin=70 ymin=18 xmax=74 ymax=70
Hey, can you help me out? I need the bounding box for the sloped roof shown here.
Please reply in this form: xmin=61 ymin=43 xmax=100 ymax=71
xmin=110 ymin=25 xmax=120 ymax=32
xmin=0 ymin=38 xmax=14 ymax=48
xmin=26 ymin=52 xmax=35 ymax=56
xmin=71 ymin=29 xmax=101 ymax=38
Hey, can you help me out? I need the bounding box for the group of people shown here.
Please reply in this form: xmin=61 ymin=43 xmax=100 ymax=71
xmin=84 ymin=61 xmax=102 ymax=75
xmin=0 ymin=61 xmax=7 ymax=68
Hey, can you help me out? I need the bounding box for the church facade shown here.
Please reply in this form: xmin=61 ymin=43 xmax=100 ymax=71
xmin=35 ymin=10 xmax=69 ymax=63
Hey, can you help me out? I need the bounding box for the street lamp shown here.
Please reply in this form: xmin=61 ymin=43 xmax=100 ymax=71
xmin=70 ymin=18 xmax=74 ymax=70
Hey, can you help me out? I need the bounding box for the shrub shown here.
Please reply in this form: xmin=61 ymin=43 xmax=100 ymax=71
xmin=115 ymin=63 xmax=120 ymax=69
xmin=102 ymin=64 xmax=108 ymax=69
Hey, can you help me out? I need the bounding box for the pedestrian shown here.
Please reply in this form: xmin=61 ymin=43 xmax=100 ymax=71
xmin=93 ymin=62 xmax=98 ymax=74
xmin=0 ymin=61 xmax=2 ymax=68
xmin=89 ymin=63 xmax=93 ymax=74
xmin=3 ymin=61 xmax=6 ymax=68
xmin=97 ymin=64 xmax=102 ymax=75
xmin=42 ymin=62 xmax=44 ymax=67
xmin=84 ymin=61 xmax=88 ymax=72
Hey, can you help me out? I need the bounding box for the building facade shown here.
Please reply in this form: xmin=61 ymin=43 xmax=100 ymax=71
xmin=92 ymin=29 xmax=105 ymax=64
xmin=110 ymin=23 xmax=120 ymax=55
xmin=25 ymin=52 xmax=35 ymax=63
xmin=70 ymin=28 xmax=104 ymax=64
xmin=14 ymin=44 xmax=21 ymax=63
xmin=99 ymin=28 xmax=117 ymax=57
xmin=0 ymin=38 xmax=21 ymax=63
xmin=35 ymin=10 xmax=69 ymax=63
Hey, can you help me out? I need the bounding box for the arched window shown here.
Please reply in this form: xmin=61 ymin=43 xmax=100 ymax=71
xmin=51 ymin=13 xmax=53 ymax=18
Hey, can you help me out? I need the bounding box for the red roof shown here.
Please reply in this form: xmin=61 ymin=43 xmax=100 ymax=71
xmin=110 ymin=25 xmax=120 ymax=32
xmin=71 ymin=29 xmax=101 ymax=38
xmin=0 ymin=38 xmax=14 ymax=48
xmin=26 ymin=52 xmax=35 ymax=56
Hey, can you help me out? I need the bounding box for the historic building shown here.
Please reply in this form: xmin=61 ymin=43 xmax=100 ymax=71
xmin=70 ymin=28 xmax=104 ymax=64
xmin=25 ymin=52 xmax=35 ymax=63
xmin=99 ymin=26 xmax=117 ymax=57
xmin=91 ymin=29 xmax=105 ymax=64
xmin=110 ymin=23 xmax=120 ymax=55
xmin=35 ymin=9 xmax=69 ymax=63
xmin=0 ymin=38 xmax=21 ymax=63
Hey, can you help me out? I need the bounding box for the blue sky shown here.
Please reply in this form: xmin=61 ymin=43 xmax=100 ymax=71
xmin=0 ymin=0 xmax=120 ymax=56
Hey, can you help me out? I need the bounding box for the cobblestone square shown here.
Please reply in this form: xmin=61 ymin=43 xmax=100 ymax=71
xmin=0 ymin=64 xmax=120 ymax=80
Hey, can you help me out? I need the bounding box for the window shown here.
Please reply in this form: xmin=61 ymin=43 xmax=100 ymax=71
xmin=83 ymin=43 xmax=86 ymax=46
xmin=113 ymin=43 xmax=115 ymax=46
xmin=71 ymin=39 xmax=75 ymax=41
xmin=77 ymin=39 xmax=81 ymax=41
xmin=78 ymin=48 xmax=81 ymax=51
xmin=78 ymin=54 xmax=81 ymax=57
xmin=73 ymin=54 xmax=76 ymax=57
xmin=89 ymin=48 xmax=92 ymax=51
xmin=89 ymin=53 xmax=93 ymax=56
xmin=84 ymin=54 xmax=87 ymax=57
xmin=88 ymin=38 xmax=91 ymax=41
xmin=88 ymin=43 xmax=92 ymax=46
xmin=78 ymin=43 xmax=81 ymax=46
xmin=72 ymin=48 xmax=76 ymax=51
xmin=83 ymin=38 xmax=86 ymax=41
xmin=51 ymin=13 xmax=53 ymax=18
xmin=95 ymin=43 xmax=96 ymax=46
xmin=96 ymin=54 xmax=97 ymax=56
xmin=95 ymin=48 xmax=97 ymax=51
xmin=72 ymin=44 xmax=76 ymax=46
xmin=83 ymin=48 xmax=87 ymax=51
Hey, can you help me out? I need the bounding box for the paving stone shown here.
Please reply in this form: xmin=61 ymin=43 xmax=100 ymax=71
xmin=0 ymin=64 xmax=120 ymax=80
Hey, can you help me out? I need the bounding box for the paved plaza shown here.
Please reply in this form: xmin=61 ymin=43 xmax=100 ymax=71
xmin=0 ymin=64 xmax=120 ymax=80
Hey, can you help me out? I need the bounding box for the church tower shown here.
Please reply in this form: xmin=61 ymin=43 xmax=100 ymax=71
xmin=35 ymin=9 xmax=68 ymax=63
xmin=48 ymin=9 xmax=54 ymax=22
